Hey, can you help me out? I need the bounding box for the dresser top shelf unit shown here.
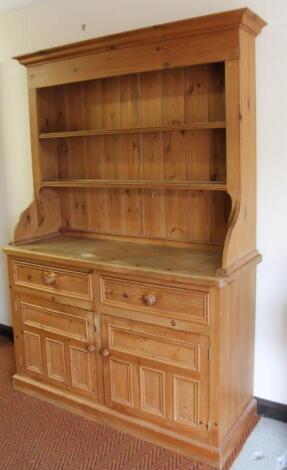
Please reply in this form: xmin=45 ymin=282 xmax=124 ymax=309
xmin=10 ymin=7 xmax=266 ymax=276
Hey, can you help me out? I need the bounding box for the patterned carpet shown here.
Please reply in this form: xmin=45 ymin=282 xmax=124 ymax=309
xmin=0 ymin=337 xmax=214 ymax=470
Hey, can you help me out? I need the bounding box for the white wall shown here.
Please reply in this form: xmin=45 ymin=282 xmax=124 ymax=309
xmin=0 ymin=0 xmax=286 ymax=404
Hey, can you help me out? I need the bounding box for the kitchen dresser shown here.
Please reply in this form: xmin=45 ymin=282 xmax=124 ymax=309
xmin=4 ymin=8 xmax=266 ymax=469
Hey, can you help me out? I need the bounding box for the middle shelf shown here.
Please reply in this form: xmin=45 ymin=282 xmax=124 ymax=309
xmin=38 ymin=122 xmax=226 ymax=139
xmin=41 ymin=179 xmax=227 ymax=191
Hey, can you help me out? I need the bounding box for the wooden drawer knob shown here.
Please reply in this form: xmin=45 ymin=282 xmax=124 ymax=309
xmin=42 ymin=271 xmax=56 ymax=286
xmin=100 ymin=348 xmax=110 ymax=358
xmin=143 ymin=294 xmax=156 ymax=306
xmin=87 ymin=344 xmax=96 ymax=353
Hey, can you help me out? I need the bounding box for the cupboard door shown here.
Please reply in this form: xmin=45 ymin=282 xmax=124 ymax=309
xmin=101 ymin=315 xmax=210 ymax=440
xmin=18 ymin=295 xmax=98 ymax=399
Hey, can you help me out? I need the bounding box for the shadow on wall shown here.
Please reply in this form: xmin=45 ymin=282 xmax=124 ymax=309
xmin=0 ymin=64 xmax=13 ymax=326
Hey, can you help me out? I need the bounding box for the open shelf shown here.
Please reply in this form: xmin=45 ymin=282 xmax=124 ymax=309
xmin=37 ymin=63 xmax=229 ymax=246
xmin=41 ymin=179 xmax=227 ymax=191
xmin=38 ymin=122 xmax=226 ymax=139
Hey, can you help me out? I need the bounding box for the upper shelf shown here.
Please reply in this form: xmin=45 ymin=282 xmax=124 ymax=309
xmin=41 ymin=179 xmax=227 ymax=191
xmin=38 ymin=122 xmax=226 ymax=139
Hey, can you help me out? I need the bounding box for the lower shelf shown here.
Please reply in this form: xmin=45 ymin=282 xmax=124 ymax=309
xmin=41 ymin=179 xmax=227 ymax=191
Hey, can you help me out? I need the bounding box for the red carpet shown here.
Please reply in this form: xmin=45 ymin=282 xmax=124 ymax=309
xmin=0 ymin=337 xmax=214 ymax=469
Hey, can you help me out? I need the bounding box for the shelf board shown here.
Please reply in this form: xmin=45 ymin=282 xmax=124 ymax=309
xmin=41 ymin=179 xmax=227 ymax=191
xmin=39 ymin=122 xmax=226 ymax=139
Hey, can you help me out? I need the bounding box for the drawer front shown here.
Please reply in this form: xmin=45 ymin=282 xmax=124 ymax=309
xmin=100 ymin=276 xmax=209 ymax=325
xmin=13 ymin=261 xmax=93 ymax=302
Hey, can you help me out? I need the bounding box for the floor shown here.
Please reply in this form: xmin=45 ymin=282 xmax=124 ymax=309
xmin=0 ymin=335 xmax=286 ymax=470
xmin=232 ymin=418 xmax=287 ymax=470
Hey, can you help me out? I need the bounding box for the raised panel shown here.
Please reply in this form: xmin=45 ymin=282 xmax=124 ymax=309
xmin=110 ymin=359 xmax=133 ymax=407
xmin=45 ymin=338 xmax=66 ymax=383
xmin=173 ymin=375 xmax=199 ymax=427
xmin=22 ymin=303 xmax=88 ymax=341
xmin=140 ymin=366 xmax=165 ymax=417
xmin=23 ymin=331 xmax=43 ymax=374
xmin=70 ymin=346 xmax=91 ymax=391
xmin=109 ymin=325 xmax=199 ymax=370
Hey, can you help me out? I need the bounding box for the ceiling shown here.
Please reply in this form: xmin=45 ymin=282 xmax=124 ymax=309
xmin=0 ymin=0 xmax=47 ymax=14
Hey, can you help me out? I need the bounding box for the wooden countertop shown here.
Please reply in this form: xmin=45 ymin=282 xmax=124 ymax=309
xmin=4 ymin=235 xmax=227 ymax=286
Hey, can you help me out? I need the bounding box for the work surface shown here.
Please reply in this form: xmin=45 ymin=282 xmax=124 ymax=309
xmin=5 ymin=235 xmax=226 ymax=285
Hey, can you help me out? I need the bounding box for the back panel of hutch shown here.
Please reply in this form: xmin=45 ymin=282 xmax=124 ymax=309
xmin=4 ymin=8 xmax=266 ymax=469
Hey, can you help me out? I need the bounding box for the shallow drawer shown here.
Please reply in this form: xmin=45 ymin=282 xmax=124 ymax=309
xmin=100 ymin=276 xmax=209 ymax=325
xmin=13 ymin=261 xmax=93 ymax=302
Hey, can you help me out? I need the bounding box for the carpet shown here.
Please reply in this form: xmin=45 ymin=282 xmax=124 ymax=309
xmin=0 ymin=337 xmax=214 ymax=469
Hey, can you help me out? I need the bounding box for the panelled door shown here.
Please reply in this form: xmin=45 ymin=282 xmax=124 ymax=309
xmin=17 ymin=295 xmax=98 ymax=399
xmin=101 ymin=315 xmax=210 ymax=440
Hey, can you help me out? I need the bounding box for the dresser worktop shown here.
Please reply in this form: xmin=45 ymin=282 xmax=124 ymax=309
xmin=4 ymin=235 xmax=227 ymax=286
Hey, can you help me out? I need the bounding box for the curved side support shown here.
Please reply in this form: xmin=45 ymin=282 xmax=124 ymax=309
xmin=220 ymin=193 xmax=260 ymax=274
xmin=222 ymin=194 xmax=241 ymax=265
xmin=14 ymin=189 xmax=61 ymax=243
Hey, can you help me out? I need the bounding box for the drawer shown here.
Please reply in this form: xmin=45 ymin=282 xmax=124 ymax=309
xmin=100 ymin=276 xmax=209 ymax=325
xmin=13 ymin=261 xmax=93 ymax=303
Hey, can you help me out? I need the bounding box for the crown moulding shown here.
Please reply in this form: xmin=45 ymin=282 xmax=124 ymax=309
xmin=15 ymin=8 xmax=267 ymax=66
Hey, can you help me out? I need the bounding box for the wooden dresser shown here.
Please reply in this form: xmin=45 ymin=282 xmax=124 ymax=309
xmin=4 ymin=8 xmax=266 ymax=469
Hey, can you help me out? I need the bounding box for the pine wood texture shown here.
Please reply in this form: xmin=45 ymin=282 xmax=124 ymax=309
xmin=4 ymin=8 xmax=266 ymax=470
xmin=5 ymin=235 xmax=224 ymax=285
xmin=222 ymin=29 xmax=259 ymax=272
xmin=14 ymin=190 xmax=61 ymax=243
xmin=17 ymin=295 xmax=98 ymax=399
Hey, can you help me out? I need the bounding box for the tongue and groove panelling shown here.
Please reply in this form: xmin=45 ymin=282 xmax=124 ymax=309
xmin=37 ymin=63 xmax=229 ymax=245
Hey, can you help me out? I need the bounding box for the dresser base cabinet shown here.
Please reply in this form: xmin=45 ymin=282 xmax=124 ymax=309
xmin=4 ymin=8 xmax=266 ymax=470
xmin=6 ymin=250 xmax=259 ymax=469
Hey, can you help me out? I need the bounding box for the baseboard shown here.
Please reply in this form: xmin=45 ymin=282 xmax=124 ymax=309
xmin=0 ymin=324 xmax=13 ymax=340
xmin=256 ymin=397 xmax=287 ymax=423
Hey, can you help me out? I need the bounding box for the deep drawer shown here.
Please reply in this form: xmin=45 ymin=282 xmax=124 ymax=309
xmin=100 ymin=276 xmax=209 ymax=325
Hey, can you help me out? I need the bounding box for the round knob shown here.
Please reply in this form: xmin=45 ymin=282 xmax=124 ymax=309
xmin=100 ymin=348 xmax=110 ymax=358
xmin=143 ymin=294 xmax=156 ymax=306
xmin=42 ymin=271 xmax=56 ymax=286
xmin=87 ymin=344 xmax=96 ymax=353
xmin=171 ymin=320 xmax=176 ymax=327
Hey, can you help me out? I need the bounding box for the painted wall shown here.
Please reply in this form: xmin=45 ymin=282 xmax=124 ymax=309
xmin=0 ymin=0 xmax=286 ymax=404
